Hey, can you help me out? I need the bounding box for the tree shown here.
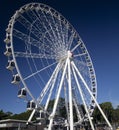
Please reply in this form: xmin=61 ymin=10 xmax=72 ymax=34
xmin=47 ymin=98 xmax=66 ymax=118
xmin=93 ymin=102 xmax=114 ymax=123
xmin=112 ymin=106 xmax=119 ymax=124
xmin=0 ymin=110 xmax=12 ymax=120
xmin=1 ymin=101 xmax=119 ymax=125
xmin=116 ymin=105 xmax=119 ymax=110
xmin=0 ymin=110 xmax=5 ymax=120
xmin=10 ymin=110 xmax=33 ymax=120
xmin=100 ymin=102 xmax=113 ymax=122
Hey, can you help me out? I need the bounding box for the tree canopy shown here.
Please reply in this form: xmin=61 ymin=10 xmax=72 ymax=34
xmin=0 ymin=101 xmax=119 ymax=125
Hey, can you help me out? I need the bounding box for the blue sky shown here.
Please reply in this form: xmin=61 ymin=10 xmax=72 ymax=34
xmin=0 ymin=0 xmax=119 ymax=114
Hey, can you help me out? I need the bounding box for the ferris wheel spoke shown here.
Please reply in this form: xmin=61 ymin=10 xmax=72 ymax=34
xmin=72 ymin=98 xmax=82 ymax=122
xmin=44 ymin=62 xmax=62 ymax=111
xmin=73 ymin=59 xmax=89 ymax=77
xmin=14 ymin=51 xmax=56 ymax=59
xmin=13 ymin=29 xmax=41 ymax=48
xmin=36 ymin=10 xmax=59 ymax=47
xmin=71 ymin=60 xmax=96 ymax=106
xmin=17 ymin=15 xmax=50 ymax=44
xmin=73 ymin=59 xmax=87 ymax=67
xmin=65 ymin=24 xmax=69 ymax=45
xmin=57 ymin=15 xmax=69 ymax=50
xmin=37 ymin=61 xmax=62 ymax=104
xmin=71 ymin=41 xmax=81 ymax=52
xmin=36 ymin=32 xmax=57 ymax=54
xmin=27 ymin=9 xmax=57 ymax=47
xmin=56 ymin=15 xmax=65 ymax=47
xmin=68 ymin=32 xmax=76 ymax=50
xmin=57 ymin=15 xmax=67 ymax=46
xmin=48 ymin=58 xmax=68 ymax=130
xmin=72 ymin=61 xmax=113 ymax=129
xmin=27 ymin=7 xmax=58 ymax=48
xmin=48 ymin=11 xmax=63 ymax=47
xmin=62 ymin=23 xmax=69 ymax=49
xmin=71 ymin=64 xmax=95 ymax=130
xmin=17 ymin=15 xmax=40 ymax=37
xmin=13 ymin=29 xmax=55 ymax=54
xmin=73 ymin=96 xmax=84 ymax=123
xmin=73 ymin=52 xmax=87 ymax=58
xmin=48 ymin=14 xmax=64 ymax=48
xmin=72 ymin=61 xmax=93 ymax=93
xmin=24 ymin=61 xmax=57 ymax=81
xmin=26 ymin=9 xmax=39 ymax=22
xmin=24 ymin=9 xmax=59 ymax=48
xmin=58 ymin=16 xmax=70 ymax=50
xmin=44 ymin=9 xmax=62 ymax=47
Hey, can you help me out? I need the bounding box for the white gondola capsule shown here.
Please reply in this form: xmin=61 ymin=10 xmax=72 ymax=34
xmin=4 ymin=38 xmax=10 ymax=44
xmin=6 ymin=24 xmax=12 ymax=33
xmin=6 ymin=60 xmax=15 ymax=71
xmin=9 ymin=19 xmax=13 ymax=24
xmin=92 ymin=87 xmax=96 ymax=92
xmin=90 ymin=105 xmax=94 ymax=109
xmin=19 ymin=8 xmax=25 ymax=13
xmin=17 ymin=88 xmax=27 ymax=98
xmin=11 ymin=74 xmax=20 ymax=84
xmin=27 ymin=100 xmax=36 ymax=110
xmin=36 ymin=110 xmax=46 ymax=120
xmin=6 ymin=28 xmax=11 ymax=33
xmin=9 ymin=17 xmax=14 ymax=24
xmin=4 ymin=47 xmax=12 ymax=56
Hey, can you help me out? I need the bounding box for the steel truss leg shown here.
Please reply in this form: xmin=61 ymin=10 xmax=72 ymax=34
xmin=72 ymin=64 xmax=95 ymax=130
xmin=71 ymin=61 xmax=113 ymax=130
xmin=44 ymin=62 xmax=62 ymax=111
xmin=48 ymin=58 xmax=68 ymax=130
xmin=27 ymin=62 xmax=61 ymax=124
xmin=67 ymin=58 xmax=74 ymax=130
xmin=64 ymin=82 xmax=70 ymax=128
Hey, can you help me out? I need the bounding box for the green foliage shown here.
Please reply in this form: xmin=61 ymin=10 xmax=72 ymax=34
xmin=100 ymin=102 xmax=113 ymax=122
xmin=112 ymin=107 xmax=119 ymax=123
xmin=93 ymin=102 xmax=114 ymax=123
xmin=47 ymin=98 xmax=66 ymax=118
xmin=0 ymin=101 xmax=119 ymax=125
xmin=0 ymin=110 xmax=12 ymax=120
xmin=47 ymin=99 xmax=55 ymax=113
xmin=10 ymin=110 xmax=33 ymax=120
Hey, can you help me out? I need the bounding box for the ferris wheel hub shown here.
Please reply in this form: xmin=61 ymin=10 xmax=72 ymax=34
xmin=67 ymin=50 xmax=73 ymax=58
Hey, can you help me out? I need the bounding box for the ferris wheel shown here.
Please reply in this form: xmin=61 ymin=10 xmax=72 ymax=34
xmin=4 ymin=3 xmax=112 ymax=130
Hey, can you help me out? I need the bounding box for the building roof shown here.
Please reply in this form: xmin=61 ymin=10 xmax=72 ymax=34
xmin=0 ymin=119 xmax=27 ymax=123
xmin=0 ymin=119 xmax=27 ymax=128
xmin=0 ymin=119 xmax=45 ymax=130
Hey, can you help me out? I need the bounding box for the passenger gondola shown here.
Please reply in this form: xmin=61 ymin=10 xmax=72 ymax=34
xmin=4 ymin=47 xmax=12 ymax=56
xmin=17 ymin=88 xmax=27 ymax=98
xmin=27 ymin=100 xmax=36 ymax=110
xmin=36 ymin=110 xmax=46 ymax=120
xmin=6 ymin=60 xmax=15 ymax=71
xmin=11 ymin=74 xmax=20 ymax=84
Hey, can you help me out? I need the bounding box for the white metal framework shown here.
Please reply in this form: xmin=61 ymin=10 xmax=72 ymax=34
xmin=4 ymin=3 xmax=112 ymax=130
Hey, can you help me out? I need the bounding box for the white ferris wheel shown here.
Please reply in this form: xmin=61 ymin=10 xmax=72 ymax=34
xmin=4 ymin=3 xmax=112 ymax=130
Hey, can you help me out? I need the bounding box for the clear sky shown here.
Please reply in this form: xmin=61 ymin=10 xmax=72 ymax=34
xmin=0 ymin=0 xmax=119 ymax=114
